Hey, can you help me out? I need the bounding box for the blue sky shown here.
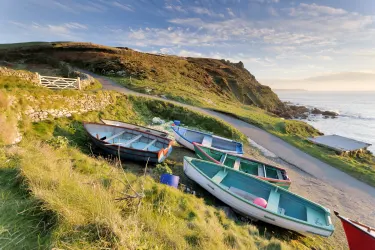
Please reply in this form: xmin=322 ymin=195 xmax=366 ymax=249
xmin=1 ymin=0 xmax=374 ymax=89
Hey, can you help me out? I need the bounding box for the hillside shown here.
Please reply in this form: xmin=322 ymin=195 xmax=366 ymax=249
xmin=0 ymin=73 xmax=342 ymax=249
xmin=0 ymin=42 xmax=284 ymax=113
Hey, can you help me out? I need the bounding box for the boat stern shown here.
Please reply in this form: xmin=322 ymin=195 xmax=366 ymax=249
xmin=157 ymin=143 xmax=173 ymax=163
xmin=236 ymin=142 xmax=244 ymax=155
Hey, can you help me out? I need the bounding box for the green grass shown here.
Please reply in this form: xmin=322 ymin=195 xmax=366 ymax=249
xmin=0 ymin=42 xmax=51 ymax=50
xmin=0 ymin=148 xmax=53 ymax=249
xmin=0 ymin=74 xmax=341 ymax=249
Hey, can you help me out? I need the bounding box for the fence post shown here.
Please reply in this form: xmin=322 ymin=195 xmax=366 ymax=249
xmin=36 ymin=72 xmax=41 ymax=86
xmin=77 ymin=77 xmax=81 ymax=90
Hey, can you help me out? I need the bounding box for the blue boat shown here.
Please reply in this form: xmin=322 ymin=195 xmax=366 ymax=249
xmin=171 ymin=125 xmax=243 ymax=154
xmin=84 ymin=122 xmax=173 ymax=163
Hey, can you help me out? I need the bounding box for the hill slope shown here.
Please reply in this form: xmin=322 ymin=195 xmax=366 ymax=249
xmin=0 ymin=42 xmax=284 ymax=112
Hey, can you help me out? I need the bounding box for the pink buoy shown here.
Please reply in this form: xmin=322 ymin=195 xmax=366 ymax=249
xmin=253 ymin=197 xmax=267 ymax=208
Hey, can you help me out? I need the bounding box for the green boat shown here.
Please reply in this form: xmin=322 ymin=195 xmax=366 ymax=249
xmin=193 ymin=143 xmax=291 ymax=189
xmin=183 ymin=157 xmax=334 ymax=237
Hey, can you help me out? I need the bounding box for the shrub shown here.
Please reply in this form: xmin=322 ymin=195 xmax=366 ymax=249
xmin=153 ymin=162 xmax=173 ymax=179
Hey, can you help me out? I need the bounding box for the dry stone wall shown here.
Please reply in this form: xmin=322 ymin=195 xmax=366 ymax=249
xmin=23 ymin=92 xmax=115 ymax=122
xmin=0 ymin=66 xmax=39 ymax=84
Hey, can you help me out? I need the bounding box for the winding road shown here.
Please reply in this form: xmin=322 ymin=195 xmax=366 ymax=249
xmin=85 ymin=70 xmax=375 ymax=224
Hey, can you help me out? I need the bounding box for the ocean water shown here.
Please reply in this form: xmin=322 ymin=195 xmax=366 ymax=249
xmin=274 ymin=91 xmax=375 ymax=154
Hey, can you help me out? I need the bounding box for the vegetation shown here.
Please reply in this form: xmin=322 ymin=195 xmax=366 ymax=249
xmin=0 ymin=74 xmax=340 ymax=249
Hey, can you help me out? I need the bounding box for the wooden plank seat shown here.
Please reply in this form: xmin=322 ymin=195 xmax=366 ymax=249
xmin=212 ymin=170 xmax=228 ymax=183
xmin=267 ymin=189 xmax=281 ymax=212
xmin=233 ymin=158 xmax=241 ymax=170
xmin=103 ymin=131 xmax=125 ymax=143
xmin=229 ymin=186 xmax=257 ymax=202
xmin=219 ymin=154 xmax=227 ymax=164
xmin=142 ymin=139 xmax=157 ymax=150
xmin=202 ymin=135 xmax=213 ymax=147
xmin=276 ymin=170 xmax=283 ymax=180
xmin=122 ymin=134 xmax=143 ymax=147
xmin=258 ymin=165 xmax=265 ymax=177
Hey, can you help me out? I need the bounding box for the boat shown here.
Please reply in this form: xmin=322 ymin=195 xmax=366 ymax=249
xmin=193 ymin=143 xmax=291 ymax=189
xmin=335 ymin=211 xmax=375 ymax=249
xmin=171 ymin=125 xmax=243 ymax=154
xmin=83 ymin=122 xmax=173 ymax=163
xmin=100 ymin=118 xmax=168 ymax=137
xmin=183 ymin=157 xmax=334 ymax=236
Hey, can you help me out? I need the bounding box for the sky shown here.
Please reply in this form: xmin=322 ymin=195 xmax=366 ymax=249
xmin=0 ymin=0 xmax=374 ymax=90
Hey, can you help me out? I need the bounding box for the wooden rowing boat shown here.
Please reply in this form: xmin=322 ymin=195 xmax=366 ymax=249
xmin=335 ymin=211 xmax=375 ymax=249
xmin=100 ymin=118 xmax=168 ymax=137
xmin=183 ymin=157 xmax=334 ymax=236
xmin=171 ymin=125 xmax=243 ymax=154
xmin=84 ymin=122 xmax=173 ymax=163
xmin=193 ymin=143 xmax=291 ymax=189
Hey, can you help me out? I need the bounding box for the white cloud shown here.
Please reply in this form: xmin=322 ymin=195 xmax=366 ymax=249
xmin=112 ymin=1 xmax=134 ymax=12
xmin=178 ymin=49 xmax=203 ymax=57
xmin=190 ymin=7 xmax=225 ymax=18
xmin=226 ymin=8 xmax=235 ymax=17
xmin=9 ymin=21 xmax=87 ymax=39
xmin=48 ymin=0 xmax=107 ymax=13
xmin=289 ymin=3 xmax=347 ymax=17
xmin=164 ymin=4 xmax=186 ymax=13
xmin=268 ymin=7 xmax=278 ymax=16
xmin=249 ymin=0 xmax=279 ymax=4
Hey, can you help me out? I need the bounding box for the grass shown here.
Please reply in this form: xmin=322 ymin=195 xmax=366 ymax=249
xmin=0 ymin=74 xmax=340 ymax=249
xmin=0 ymin=148 xmax=53 ymax=249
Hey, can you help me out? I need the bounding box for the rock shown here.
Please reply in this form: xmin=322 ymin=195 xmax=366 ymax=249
xmin=152 ymin=117 xmax=165 ymax=124
xmin=322 ymin=111 xmax=338 ymax=117
xmin=218 ymin=206 xmax=238 ymax=221
xmin=311 ymin=108 xmax=323 ymax=115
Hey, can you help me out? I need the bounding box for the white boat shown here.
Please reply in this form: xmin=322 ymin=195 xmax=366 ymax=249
xmin=101 ymin=118 xmax=168 ymax=137
xmin=171 ymin=125 xmax=243 ymax=154
xmin=183 ymin=157 xmax=334 ymax=237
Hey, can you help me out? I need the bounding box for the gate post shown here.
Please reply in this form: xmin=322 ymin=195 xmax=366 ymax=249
xmin=77 ymin=77 xmax=81 ymax=90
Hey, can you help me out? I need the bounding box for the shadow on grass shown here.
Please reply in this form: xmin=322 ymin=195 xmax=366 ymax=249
xmin=0 ymin=167 xmax=56 ymax=249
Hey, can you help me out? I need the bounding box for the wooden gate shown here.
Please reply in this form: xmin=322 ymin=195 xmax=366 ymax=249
xmin=38 ymin=73 xmax=81 ymax=90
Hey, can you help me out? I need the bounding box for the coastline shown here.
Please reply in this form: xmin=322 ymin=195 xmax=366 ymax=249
xmin=275 ymin=91 xmax=374 ymax=155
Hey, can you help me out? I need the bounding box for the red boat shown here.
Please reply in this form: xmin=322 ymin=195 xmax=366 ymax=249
xmin=335 ymin=211 xmax=375 ymax=250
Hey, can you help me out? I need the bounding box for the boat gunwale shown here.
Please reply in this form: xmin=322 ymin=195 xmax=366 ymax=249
xmin=184 ymin=156 xmax=334 ymax=233
xmin=193 ymin=143 xmax=291 ymax=184
xmin=171 ymin=126 xmax=242 ymax=153
xmin=83 ymin=122 xmax=173 ymax=156
xmin=334 ymin=211 xmax=375 ymax=238
xmin=100 ymin=118 xmax=168 ymax=137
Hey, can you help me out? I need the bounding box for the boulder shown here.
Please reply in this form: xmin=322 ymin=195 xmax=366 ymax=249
xmin=322 ymin=111 xmax=338 ymax=117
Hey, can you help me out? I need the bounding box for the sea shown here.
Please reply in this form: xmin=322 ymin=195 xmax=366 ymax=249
xmin=274 ymin=90 xmax=375 ymax=154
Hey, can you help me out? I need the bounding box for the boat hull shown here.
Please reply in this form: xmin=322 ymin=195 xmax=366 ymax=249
xmin=193 ymin=143 xmax=291 ymax=189
xmin=172 ymin=127 xmax=242 ymax=154
xmin=183 ymin=159 xmax=333 ymax=237
xmin=335 ymin=212 xmax=375 ymax=250
xmin=90 ymin=137 xmax=171 ymax=163
xmin=101 ymin=119 xmax=168 ymax=137
xmin=84 ymin=122 xmax=172 ymax=163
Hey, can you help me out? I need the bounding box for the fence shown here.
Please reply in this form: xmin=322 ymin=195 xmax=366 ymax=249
xmin=37 ymin=73 xmax=81 ymax=90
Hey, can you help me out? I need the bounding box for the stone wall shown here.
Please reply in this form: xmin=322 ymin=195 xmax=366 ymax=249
xmin=0 ymin=66 xmax=39 ymax=84
xmin=23 ymin=92 xmax=115 ymax=122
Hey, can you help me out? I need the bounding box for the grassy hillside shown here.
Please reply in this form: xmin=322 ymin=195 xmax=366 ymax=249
xmin=0 ymin=74 xmax=340 ymax=249
xmin=0 ymin=42 xmax=285 ymax=112
xmin=0 ymin=41 xmax=373 ymax=186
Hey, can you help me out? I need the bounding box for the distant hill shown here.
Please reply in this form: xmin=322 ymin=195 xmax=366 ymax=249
xmin=0 ymin=42 xmax=285 ymax=113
